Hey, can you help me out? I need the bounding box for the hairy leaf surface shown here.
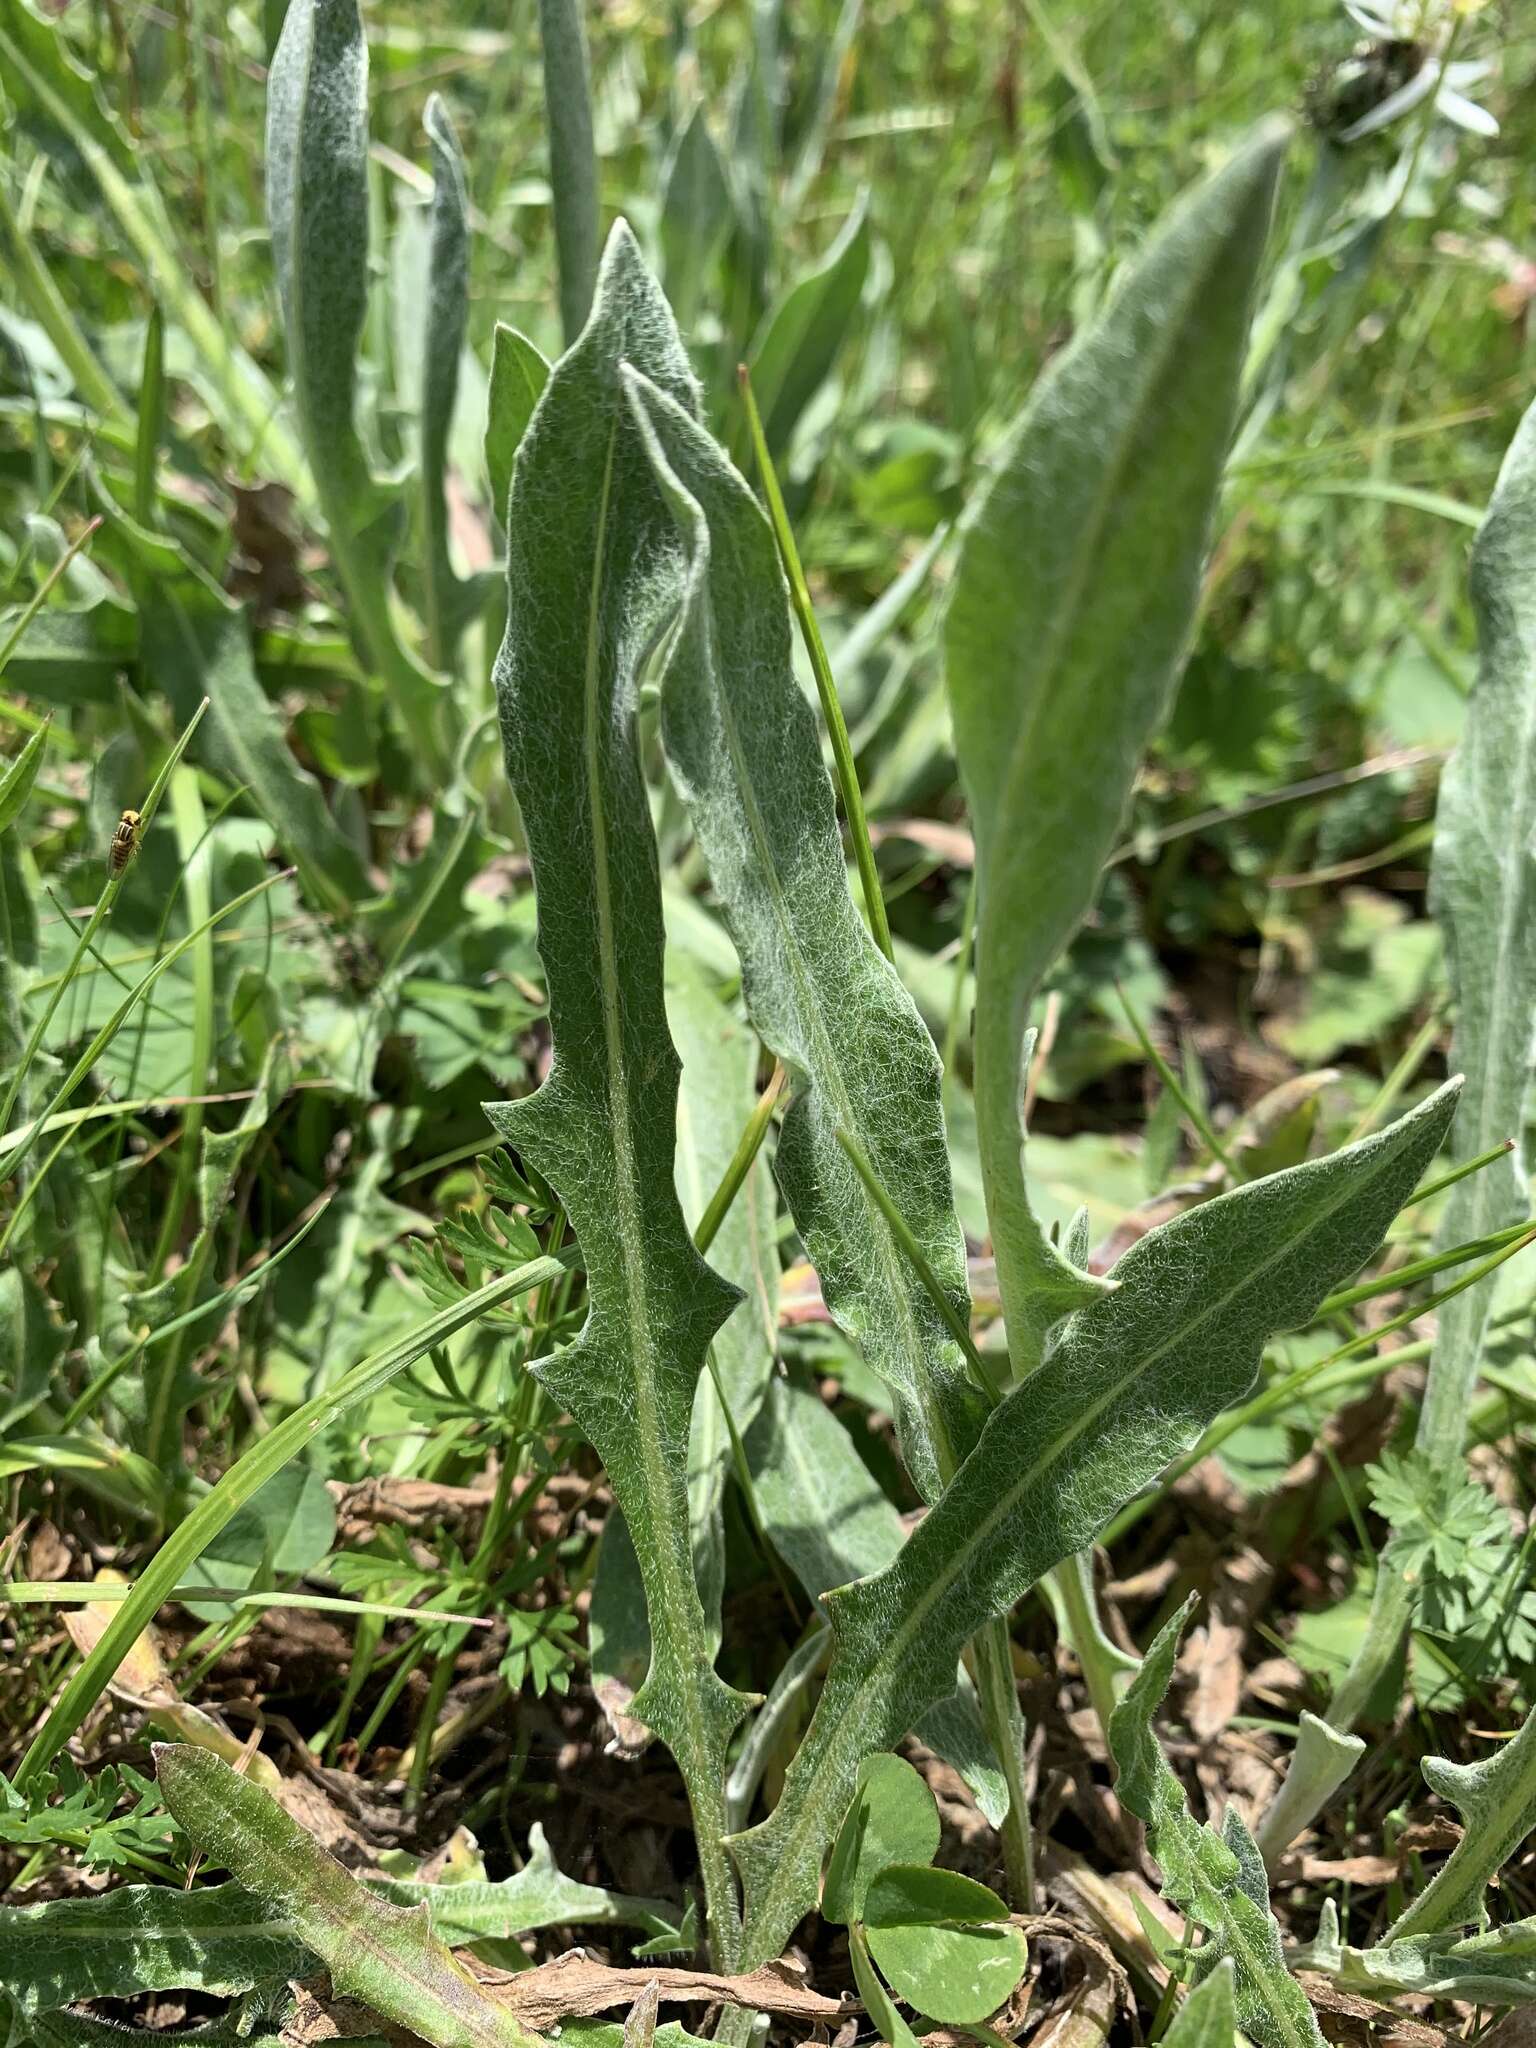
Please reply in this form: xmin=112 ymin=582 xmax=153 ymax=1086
xmin=1388 ymin=1691 xmax=1536 ymax=1940
xmin=418 ymin=93 xmax=475 ymax=666
xmin=155 ymin=1748 xmax=539 ymax=2048
xmin=725 ymin=1082 xmax=1456 ymax=1961
xmin=1418 ymin=396 xmax=1536 ymax=1461
xmin=485 ymin=225 xmax=749 ymax=1956
xmin=944 ymin=124 xmax=1287 ymax=1367
xmin=0 ymin=1879 xmax=306 ymax=2014
xmin=1299 ymin=1899 xmax=1536 ymax=2006
xmin=267 ymin=0 xmax=442 ymax=749
xmin=1109 ymin=1606 xmax=1324 ymax=2048
xmin=628 ymin=370 xmax=982 ymax=1503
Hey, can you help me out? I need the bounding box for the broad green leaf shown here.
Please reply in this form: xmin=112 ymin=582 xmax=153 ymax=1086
xmin=661 ymin=105 xmax=734 ymax=333
xmin=1108 ymin=1604 xmax=1324 ymax=2048
xmin=418 ymin=93 xmax=473 ymax=668
xmin=848 ymin=1926 xmax=922 ymax=2048
xmin=1297 ymin=1898 xmax=1536 ymax=2006
xmin=155 ymin=1747 xmax=539 ymax=2048
xmin=1418 ymin=397 xmax=1536 ymax=1463
xmin=1162 ymin=1961 xmax=1238 ymax=2048
xmin=944 ymin=123 xmax=1288 ymax=1369
xmin=0 ymin=1878 xmax=307 ymax=2013
xmin=822 ymin=1755 xmax=939 ymax=1928
xmin=485 ymin=325 xmax=550 ymax=524
xmin=0 ymin=1820 xmax=676 ymax=2017
xmin=746 ymin=195 xmax=870 ymax=459
xmin=0 ymin=722 xmax=47 ymax=834
xmin=863 ymin=1866 xmax=1027 ymax=2025
xmin=484 ymin=223 xmax=749 ymax=1960
xmin=743 ymin=1379 xmax=1006 ymax=1822
xmin=1387 ymin=1691 xmax=1536 ymax=1940
xmin=0 ymin=596 xmax=137 ymax=705
xmin=627 ymin=368 xmax=984 ymax=1506
xmin=267 ymin=0 xmax=444 ymax=761
xmin=727 ymin=1081 xmax=1457 ymax=1964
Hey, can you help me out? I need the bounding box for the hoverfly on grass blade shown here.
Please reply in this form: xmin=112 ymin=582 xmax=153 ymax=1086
xmin=107 ymin=808 xmax=141 ymax=876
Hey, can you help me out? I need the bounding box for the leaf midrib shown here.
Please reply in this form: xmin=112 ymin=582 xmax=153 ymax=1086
xmin=747 ymin=1127 xmax=1409 ymax=1943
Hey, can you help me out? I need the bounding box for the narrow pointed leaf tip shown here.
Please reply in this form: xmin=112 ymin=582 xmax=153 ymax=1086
xmin=945 ymin=121 xmax=1289 ymax=1370
xmin=485 ymin=219 xmax=747 ymax=1956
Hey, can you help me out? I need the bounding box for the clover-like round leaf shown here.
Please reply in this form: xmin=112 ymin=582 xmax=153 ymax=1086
xmin=822 ymin=1755 xmax=939 ymax=1928
xmin=863 ymin=1864 xmax=1027 ymax=2025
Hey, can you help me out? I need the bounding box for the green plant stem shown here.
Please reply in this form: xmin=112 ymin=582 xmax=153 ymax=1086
xmin=694 ymin=1061 xmax=785 ymax=1256
xmin=148 ymin=768 xmax=215 ymax=1281
xmin=15 ymin=1249 xmax=575 ymax=1788
xmin=1405 ymin=1138 xmax=1516 ymax=1211
xmin=739 ymin=366 xmax=893 ymax=963
xmin=1117 ymin=981 xmax=1239 ymax=1180
xmin=536 ymin=0 xmax=600 ymax=345
xmin=1315 ymin=1218 xmax=1530 ymax=1319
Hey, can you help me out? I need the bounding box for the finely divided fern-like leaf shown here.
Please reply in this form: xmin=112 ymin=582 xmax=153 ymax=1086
xmin=485 ymin=223 xmax=750 ymax=1960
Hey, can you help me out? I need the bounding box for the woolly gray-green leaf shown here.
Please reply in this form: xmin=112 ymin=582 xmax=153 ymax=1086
xmin=1296 ymin=1900 xmax=1536 ymax=2007
xmin=1253 ymin=1712 xmax=1366 ymax=1874
xmin=1108 ymin=1605 xmax=1324 ymax=2048
xmin=1418 ymin=396 xmax=1536 ymax=1463
xmin=1162 ymin=1962 xmax=1239 ymax=2048
xmin=0 ymin=1879 xmax=307 ymax=2014
xmin=418 ymin=92 xmax=473 ymax=667
xmin=627 ymin=368 xmax=984 ymax=1506
xmin=485 ymin=325 xmax=550 ymax=525
xmin=724 ymin=1080 xmax=1456 ymax=1965
xmin=743 ymin=1378 xmax=1006 ymax=1823
xmin=1387 ymin=1691 xmax=1536 ymax=1940
xmin=266 ymin=0 xmax=443 ymax=757
xmin=485 ymin=223 xmax=750 ymax=1959
xmin=153 ymin=1748 xmax=540 ymax=2048
xmin=944 ymin=122 xmax=1288 ymax=1369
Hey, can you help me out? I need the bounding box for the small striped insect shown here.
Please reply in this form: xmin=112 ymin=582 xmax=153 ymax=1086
xmin=108 ymin=807 xmax=142 ymax=876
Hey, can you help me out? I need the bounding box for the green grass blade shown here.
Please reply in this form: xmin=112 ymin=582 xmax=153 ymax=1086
xmin=0 ymin=867 xmax=288 ymax=1254
xmin=14 ymin=1250 xmax=569 ymax=1787
xmin=945 ymin=123 xmax=1288 ymax=1369
xmin=0 ymin=696 xmax=207 ymax=1139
